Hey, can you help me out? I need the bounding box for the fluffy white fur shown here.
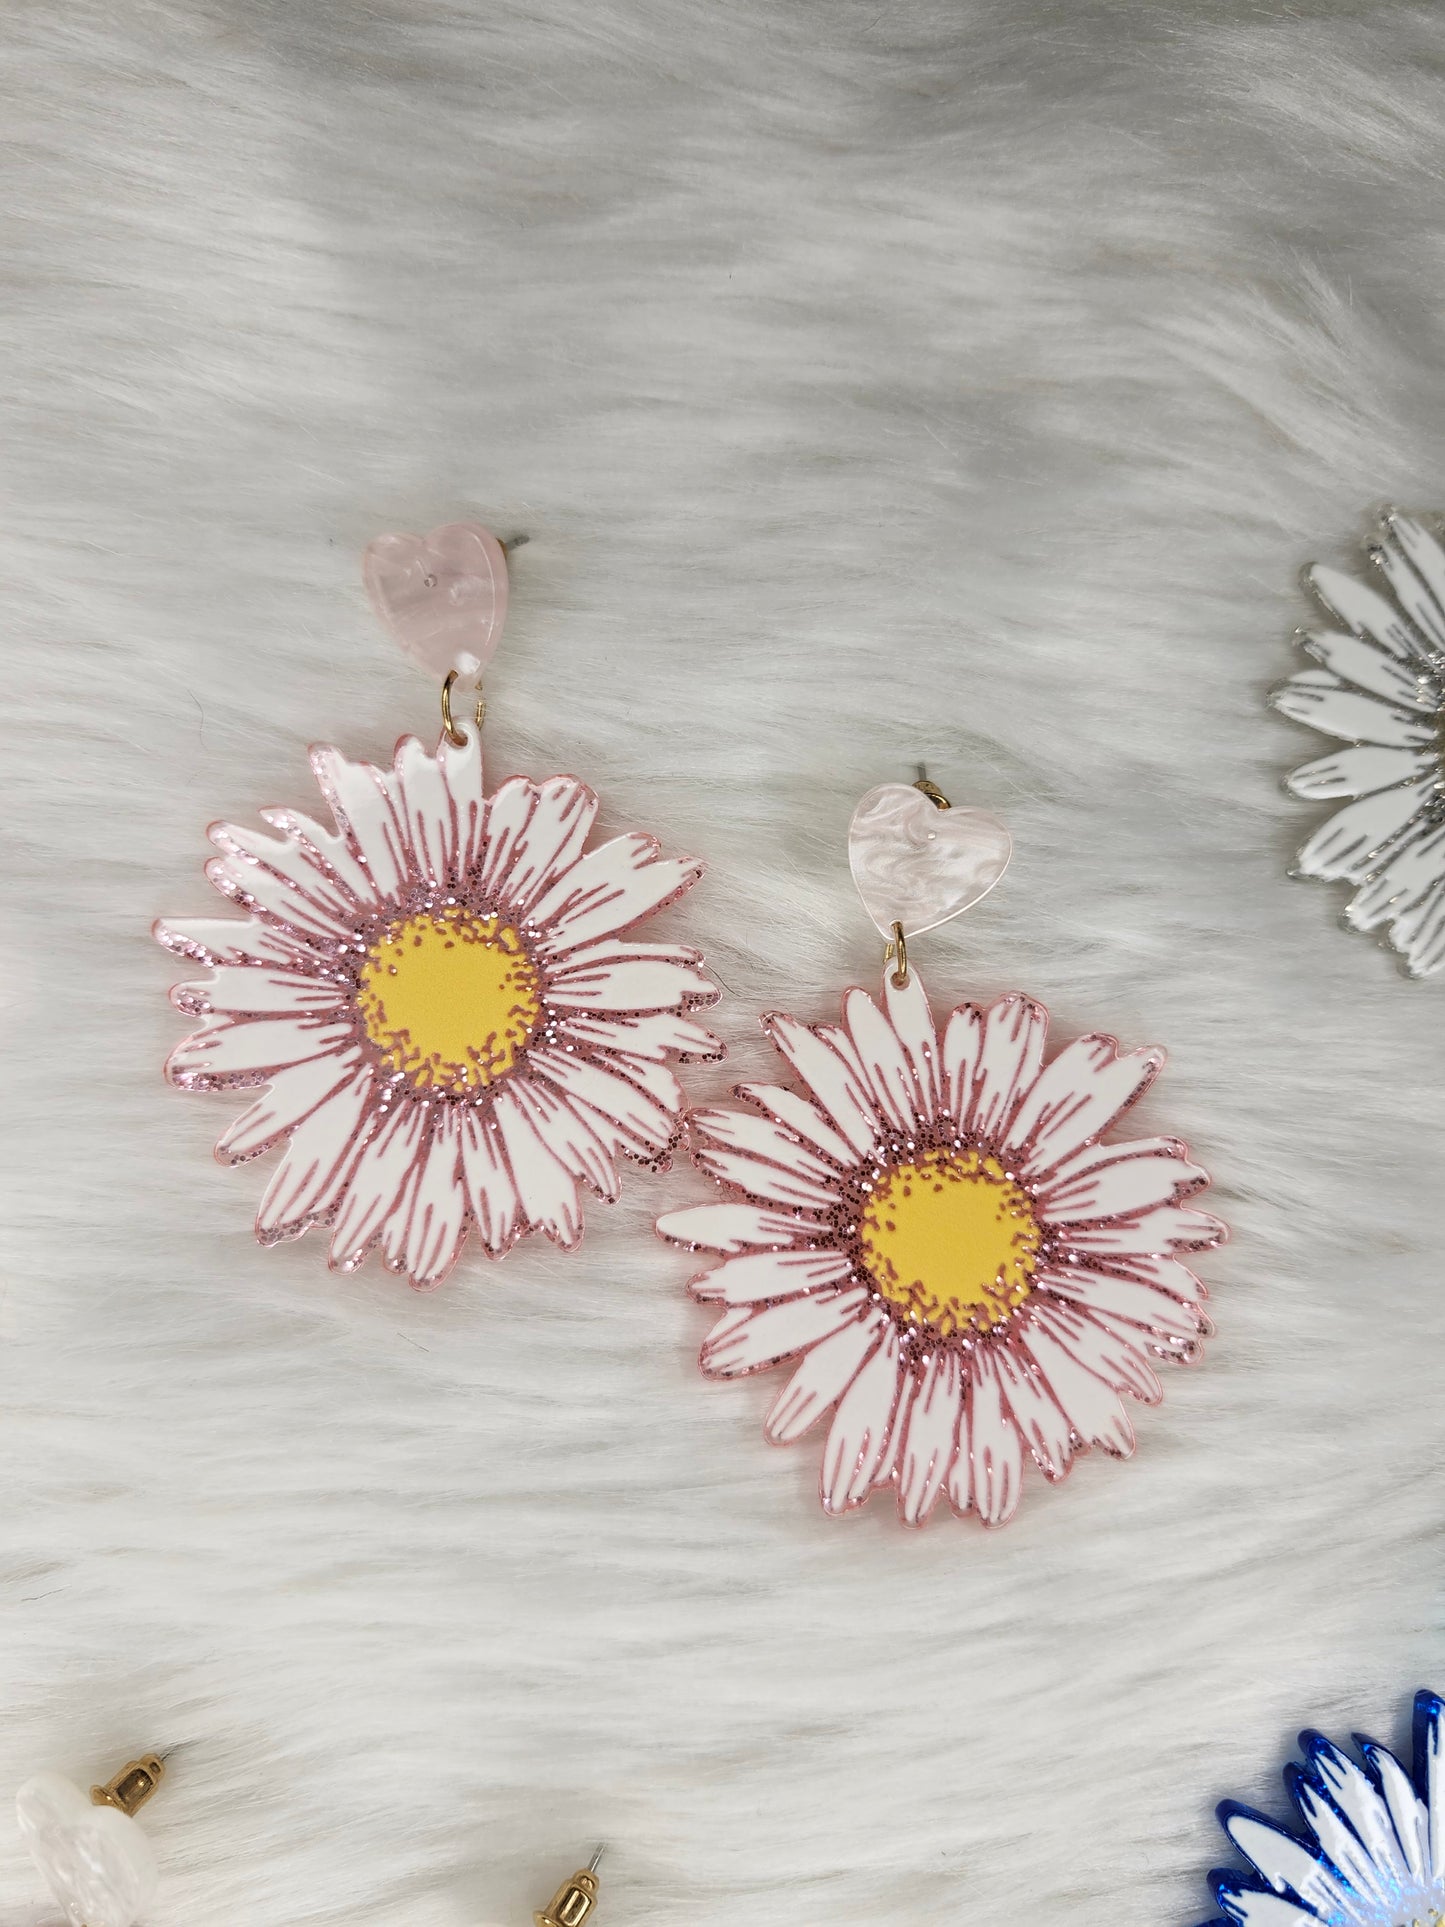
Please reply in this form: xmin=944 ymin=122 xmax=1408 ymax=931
xmin=3 ymin=2 xmax=1445 ymax=1922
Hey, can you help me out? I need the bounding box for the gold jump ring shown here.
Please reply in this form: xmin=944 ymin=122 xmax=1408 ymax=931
xmin=887 ymin=920 xmax=909 ymax=988
xmin=441 ymin=669 xmax=487 ymax=748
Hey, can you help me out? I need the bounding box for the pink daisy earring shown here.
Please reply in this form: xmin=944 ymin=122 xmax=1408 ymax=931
xmin=157 ymin=523 xmax=720 ymax=1287
xmin=658 ymin=775 xmax=1225 ymax=1528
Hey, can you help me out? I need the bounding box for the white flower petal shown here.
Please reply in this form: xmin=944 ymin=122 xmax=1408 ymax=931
xmin=1285 ymin=742 xmax=1435 ymax=801
xmin=328 ymin=1105 xmax=429 ymax=1271
xmin=565 ymin=1012 xmax=723 ymax=1064
xmin=1391 ymin=877 xmax=1445 ymax=978
xmin=505 ymin=1077 xmax=621 ymax=1202
xmin=993 ymin=1342 xmax=1073 ymax=1480
xmin=257 ymin=805 xmax=377 ymax=909
xmin=1371 ymin=520 xmax=1445 ymax=654
xmin=206 ymin=822 xmax=361 ymax=941
xmin=1272 ymin=678 xmax=1434 ymax=749
xmin=896 ymin=1351 xmax=964 ymax=1527
xmin=691 ymin=1248 xmax=853 ymax=1305
xmin=1309 ymin=560 xmax=1425 ymax=663
xmin=254 ymin=1071 xmax=374 ymax=1241
xmin=966 ymin=1354 xmax=1023 ymax=1526
xmin=1212 ymin=1888 xmax=1321 ymax=1926
xmin=701 ymin=1284 xmax=872 ymax=1377
xmin=165 ymin=1015 xmax=356 ymax=1091
xmin=1042 ymin=1265 xmax=1208 ymax=1347
xmin=821 ymin=1323 xmax=903 ymax=1514
xmin=169 ymin=965 xmax=349 ymax=1021
xmin=881 ymin=969 xmax=943 ymax=1120
xmin=1004 ymin=1035 xmax=1165 ymax=1177
xmin=1420 ymin=1691 xmax=1445 ymax=1881
xmin=761 ymin=1013 xmax=881 ymax=1157
xmin=389 ymin=735 xmax=457 ymax=887
xmin=530 ymin=1048 xmax=679 ymax=1161
xmin=733 ymin=1083 xmax=857 ymax=1168
xmin=655 ymin=1201 xmax=808 ymax=1253
xmin=309 ymin=746 xmax=409 ymax=900
xmin=1018 ymin=1320 xmax=1135 ymax=1456
xmin=689 ymin=1109 xmax=842 ymax=1191
xmin=545 ymin=940 xmax=715 ymax=1013
xmin=1068 ymin=1203 xmax=1225 ymax=1257
xmin=460 ymin=1111 xmax=520 ymax=1257
xmin=501 ymin=776 xmax=600 ymax=914
xmin=1298 ymin=1739 xmax=1406 ymax=1897
xmin=1030 ymin=1299 xmax=1162 ymax=1403
xmin=215 ymin=1049 xmax=366 ymax=1164
xmin=532 ymin=833 xmax=703 ymax=951
xmin=1345 ymin=816 xmax=1445 ymax=929
xmin=1302 ymin=628 xmax=1434 ymax=708
xmin=841 ymin=985 xmax=919 ymax=1134
xmin=1294 ymin=780 xmax=1434 ymax=885
xmin=1361 ymin=1737 xmax=1428 ymax=1886
xmin=437 ymin=722 xmax=487 ymax=878
xmin=764 ymin=1315 xmax=886 ymax=1444
xmin=1224 ymin=1812 xmax=1355 ymax=1917
xmin=155 ymin=914 xmax=315 ymax=969
xmin=380 ymin=1111 xmax=468 ymax=1287
xmin=940 ymin=1001 xmax=985 ymax=1128
xmin=491 ymin=1088 xmax=584 ymax=1248
xmin=475 ymin=775 xmax=539 ymax=899
xmin=969 ymin=995 xmax=1049 ymax=1142
xmin=1036 ymin=1138 xmax=1207 ymax=1222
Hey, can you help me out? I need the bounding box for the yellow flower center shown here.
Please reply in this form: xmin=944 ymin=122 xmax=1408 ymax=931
xmin=858 ymin=1147 xmax=1042 ymax=1340
xmin=355 ymin=908 xmax=542 ymax=1096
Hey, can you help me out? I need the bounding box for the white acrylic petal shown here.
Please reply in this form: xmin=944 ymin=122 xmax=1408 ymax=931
xmin=491 ymin=1088 xmax=585 ymax=1248
xmin=1363 ymin=1740 xmax=1428 ymax=1886
xmin=1383 ymin=515 xmax=1445 ymax=650
xmin=688 ymin=1108 xmax=843 ymax=1190
xmin=391 ymin=734 xmax=457 ymax=887
xmin=460 ymin=1111 xmax=520 ymax=1257
xmin=691 ymin=1248 xmax=854 ymax=1305
xmin=1068 ymin=1203 xmax=1226 ymax=1256
xmin=1037 ymin=1140 xmax=1208 ymax=1223
xmin=993 ymin=1342 xmax=1073 ymax=1480
xmin=1391 ymin=877 xmax=1445 ymax=979
xmin=380 ymin=1110 xmax=468 ymax=1287
xmin=764 ymin=1315 xmax=886 ymax=1444
xmin=655 ymin=1201 xmax=809 ymax=1253
xmin=1309 ymin=560 xmax=1425 ymax=662
xmin=499 ymin=775 xmax=599 ymax=914
xmin=437 ymin=721 xmax=487 ymax=881
xmin=734 ymin=1083 xmax=858 ymax=1168
xmin=701 ymin=1284 xmax=872 ymax=1377
xmin=1294 ymin=780 xmax=1434 ymax=884
xmin=253 ymin=1072 xmax=374 ymax=1241
xmin=1272 ymin=679 xmax=1435 ymax=749
xmin=838 ymin=987 xmax=921 ymax=1135
xmin=215 ymin=1049 xmax=366 ymax=1164
xmin=328 ymin=1105 xmax=429 ymax=1271
xmin=1303 ymin=628 xmax=1434 ymax=708
xmin=532 ymin=833 xmax=702 ymax=951
xmin=530 ymin=1048 xmax=680 ymax=1162
xmin=1030 ymin=1299 xmax=1163 ymax=1403
xmin=689 ymin=1141 xmax=842 ymax=1211
xmin=565 ymin=1012 xmax=723 ymax=1064
xmin=1421 ymin=1691 xmax=1445 ymax=1881
xmin=545 ymin=940 xmax=715 ymax=1013
xmin=896 ymin=1351 xmax=964 ymax=1527
xmin=941 ymin=1000 xmax=986 ymax=1129
xmin=821 ymin=1322 xmax=903 ymax=1513
xmin=475 ymin=775 xmax=539 ymax=899
xmin=1285 ymin=743 xmax=1435 ymax=801
xmin=309 ymin=745 xmax=410 ymax=900
xmin=169 ymin=965 xmax=350 ymax=1020
xmin=205 ymin=821 xmax=362 ymax=941
xmin=881 ymin=969 xmax=944 ymax=1120
xmin=165 ymin=1015 xmax=356 ymax=1090
xmin=507 ymin=1076 xmax=621 ymax=1202
xmin=1344 ymin=816 xmax=1445 ymax=929
xmin=256 ymin=805 xmax=377 ymax=909
xmin=967 ymin=1354 xmax=1024 ymax=1527
xmin=1298 ymin=1742 xmax=1406 ymax=1897
xmin=761 ymin=1013 xmax=882 ymax=1156
xmin=1042 ymin=1265 xmax=1208 ymax=1347
xmin=155 ymin=914 xmax=316 ymax=969
xmin=1019 ymin=1320 xmax=1135 ymax=1455
xmin=1224 ymin=1813 xmax=1356 ymax=1917
xmin=1005 ymin=1035 xmax=1165 ymax=1176
xmin=968 ymin=995 xmax=1050 ymax=1142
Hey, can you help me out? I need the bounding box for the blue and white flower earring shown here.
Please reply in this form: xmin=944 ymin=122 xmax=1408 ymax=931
xmin=1197 ymin=1688 xmax=1445 ymax=1926
xmin=1273 ymin=511 xmax=1445 ymax=978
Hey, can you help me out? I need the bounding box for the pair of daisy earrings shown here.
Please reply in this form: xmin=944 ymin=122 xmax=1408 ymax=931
xmin=159 ymin=506 xmax=1445 ymax=1533
xmin=14 ymin=1749 xmax=604 ymax=1927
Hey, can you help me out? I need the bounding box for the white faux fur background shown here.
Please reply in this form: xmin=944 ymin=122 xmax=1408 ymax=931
xmin=4 ymin=2 xmax=1445 ymax=1922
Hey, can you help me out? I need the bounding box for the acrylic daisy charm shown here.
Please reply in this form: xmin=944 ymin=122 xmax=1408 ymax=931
xmin=1274 ymin=511 xmax=1445 ymax=978
xmin=157 ymin=524 xmax=720 ymax=1287
xmin=1199 ymin=1689 xmax=1445 ymax=1927
xmin=658 ymin=776 xmax=1223 ymax=1527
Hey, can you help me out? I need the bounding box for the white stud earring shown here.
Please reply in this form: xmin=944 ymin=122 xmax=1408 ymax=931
xmin=16 ymin=1754 xmax=166 ymax=1927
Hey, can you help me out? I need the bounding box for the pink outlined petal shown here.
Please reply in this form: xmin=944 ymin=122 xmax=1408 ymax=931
xmin=215 ymin=1050 xmax=366 ymax=1165
xmin=896 ymin=1351 xmax=964 ymax=1528
xmin=969 ymin=994 xmax=1049 ymax=1141
xmin=733 ymin=1082 xmax=857 ymax=1168
xmin=1005 ymin=1035 xmax=1165 ymax=1177
xmin=764 ymin=1316 xmax=886 ymax=1445
xmin=166 ymin=1015 xmax=356 ymax=1090
xmin=655 ymin=1201 xmax=814 ymax=1254
xmin=491 ymin=1088 xmax=585 ymax=1248
xmin=820 ymin=1323 xmax=903 ymax=1515
xmin=701 ymin=1285 xmax=871 ymax=1378
xmin=1017 ymin=1320 xmax=1135 ymax=1457
xmin=993 ymin=1340 xmax=1074 ymax=1481
xmin=841 ymin=986 xmax=922 ymax=1135
xmin=690 ymin=1248 xmax=853 ymax=1306
xmin=459 ymin=1111 xmax=520 ymax=1258
xmin=254 ymin=1071 xmax=374 ymax=1244
xmin=967 ymin=1355 xmax=1024 ymax=1528
xmin=1035 ymin=1135 xmax=1207 ymax=1222
xmin=1041 ymin=1265 xmax=1208 ymax=1348
xmin=881 ymin=968 xmax=943 ymax=1120
xmin=328 ymin=1106 xmax=428 ymax=1272
xmin=759 ymin=1014 xmax=880 ymax=1158
xmin=170 ymin=966 xmax=349 ymax=1021
xmin=532 ymin=832 xmax=703 ymax=952
xmin=687 ymin=1108 xmax=842 ymax=1193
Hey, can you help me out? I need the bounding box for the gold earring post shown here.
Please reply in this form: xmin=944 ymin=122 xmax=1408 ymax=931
xmin=90 ymin=1756 xmax=165 ymax=1817
xmin=535 ymin=1847 xmax=605 ymax=1927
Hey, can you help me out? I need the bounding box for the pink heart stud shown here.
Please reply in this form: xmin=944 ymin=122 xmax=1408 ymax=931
xmin=848 ymin=782 xmax=1012 ymax=939
xmin=362 ymin=522 xmax=509 ymax=679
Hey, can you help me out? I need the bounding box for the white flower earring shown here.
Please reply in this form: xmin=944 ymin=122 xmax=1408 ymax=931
xmin=658 ymin=774 xmax=1225 ymax=1529
xmin=156 ymin=524 xmax=721 ymax=1287
xmin=16 ymin=1754 xmax=166 ymax=1927
xmin=1273 ymin=510 xmax=1445 ymax=978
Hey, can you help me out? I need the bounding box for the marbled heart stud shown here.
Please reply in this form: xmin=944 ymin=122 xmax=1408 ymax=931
xmin=16 ymin=1756 xmax=165 ymax=1927
xmin=362 ymin=520 xmax=509 ymax=678
xmin=848 ymin=780 xmax=1011 ymax=939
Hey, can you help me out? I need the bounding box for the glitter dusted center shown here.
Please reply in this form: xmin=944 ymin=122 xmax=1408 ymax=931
xmin=355 ymin=909 xmax=541 ymax=1095
xmin=858 ymin=1147 xmax=1042 ymax=1340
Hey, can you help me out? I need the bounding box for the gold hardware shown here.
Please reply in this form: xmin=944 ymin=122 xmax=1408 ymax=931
xmin=90 ymin=1756 xmax=164 ymax=1817
xmin=884 ymin=919 xmax=909 ymax=989
xmin=913 ymin=776 xmax=951 ymax=811
xmin=536 ymin=1846 xmax=605 ymax=1927
xmin=441 ymin=668 xmax=487 ymax=748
